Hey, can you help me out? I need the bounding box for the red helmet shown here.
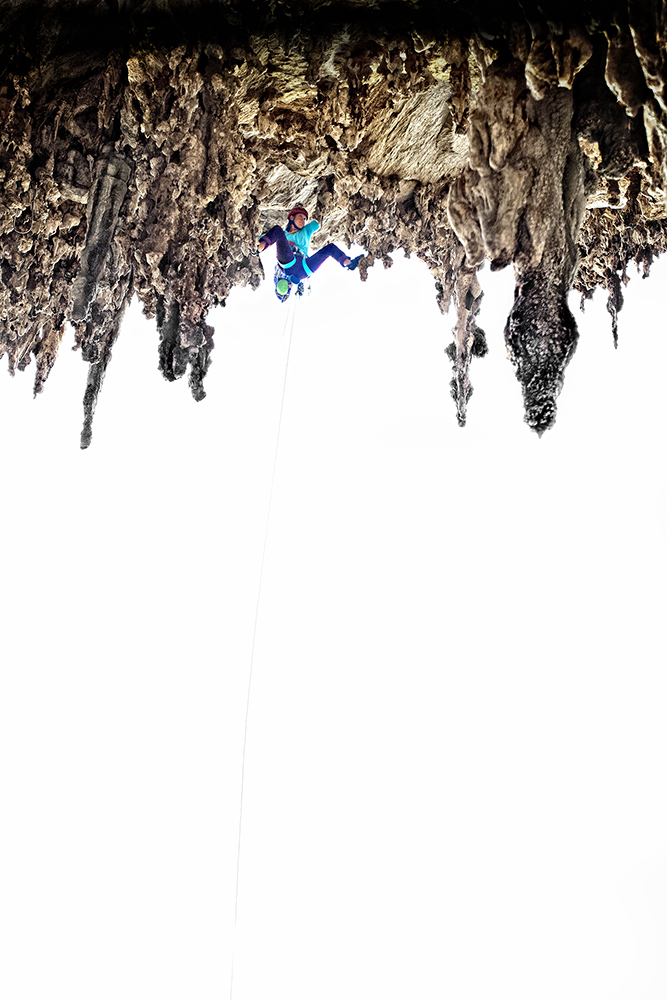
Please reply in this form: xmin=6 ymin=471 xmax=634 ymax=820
xmin=287 ymin=204 xmax=308 ymax=220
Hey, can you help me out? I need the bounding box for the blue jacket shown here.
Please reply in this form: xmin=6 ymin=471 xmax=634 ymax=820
xmin=285 ymin=220 xmax=320 ymax=256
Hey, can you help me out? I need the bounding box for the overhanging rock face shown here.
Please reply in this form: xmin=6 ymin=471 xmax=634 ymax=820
xmin=1 ymin=0 xmax=666 ymax=445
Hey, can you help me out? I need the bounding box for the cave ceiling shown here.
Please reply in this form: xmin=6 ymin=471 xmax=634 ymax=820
xmin=1 ymin=0 xmax=666 ymax=444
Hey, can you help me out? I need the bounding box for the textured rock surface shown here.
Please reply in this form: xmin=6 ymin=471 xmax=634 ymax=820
xmin=1 ymin=0 xmax=667 ymax=444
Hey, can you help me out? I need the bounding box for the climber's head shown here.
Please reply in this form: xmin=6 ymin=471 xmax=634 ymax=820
xmin=287 ymin=204 xmax=308 ymax=230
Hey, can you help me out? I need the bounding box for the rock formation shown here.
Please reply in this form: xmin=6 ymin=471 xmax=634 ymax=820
xmin=1 ymin=0 xmax=666 ymax=444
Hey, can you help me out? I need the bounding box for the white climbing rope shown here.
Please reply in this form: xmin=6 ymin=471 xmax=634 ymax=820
xmin=229 ymin=290 xmax=299 ymax=1000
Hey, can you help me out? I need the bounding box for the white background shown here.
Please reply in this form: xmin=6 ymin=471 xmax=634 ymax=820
xmin=1 ymin=248 xmax=665 ymax=1000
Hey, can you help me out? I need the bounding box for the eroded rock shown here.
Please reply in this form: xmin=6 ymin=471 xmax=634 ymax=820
xmin=1 ymin=1 xmax=666 ymax=444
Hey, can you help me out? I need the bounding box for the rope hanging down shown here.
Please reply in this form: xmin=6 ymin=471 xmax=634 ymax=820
xmin=229 ymin=292 xmax=299 ymax=1000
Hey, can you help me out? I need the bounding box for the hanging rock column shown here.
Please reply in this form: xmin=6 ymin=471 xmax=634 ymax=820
xmin=448 ymin=60 xmax=594 ymax=433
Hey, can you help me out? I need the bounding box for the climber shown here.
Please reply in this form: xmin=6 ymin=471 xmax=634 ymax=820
xmin=257 ymin=204 xmax=364 ymax=295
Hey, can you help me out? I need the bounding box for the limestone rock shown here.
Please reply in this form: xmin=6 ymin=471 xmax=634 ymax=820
xmin=1 ymin=0 xmax=667 ymax=443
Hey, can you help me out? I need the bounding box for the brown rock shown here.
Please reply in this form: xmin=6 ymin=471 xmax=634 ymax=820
xmin=1 ymin=0 xmax=666 ymax=443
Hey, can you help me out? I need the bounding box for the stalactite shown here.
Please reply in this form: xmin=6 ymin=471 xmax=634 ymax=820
xmin=605 ymin=270 xmax=624 ymax=349
xmin=156 ymin=298 xmax=186 ymax=383
xmin=78 ymin=263 xmax=132 ymax=447
xmin=70 ymin=147 xmax=131 ymax=324
xmin=448 ymin=64 xmax=593 ymax=432
xmin=437 ymin=236 xmax=487 ymax=428
xmin=81 ymin=359 xmax=110 ymax=450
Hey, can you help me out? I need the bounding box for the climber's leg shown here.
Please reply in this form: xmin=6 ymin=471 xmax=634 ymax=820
xmin=259 ymin=226 xmax=297 ymax=267
xmin=304 ymin=243 xmax=350 ymax=272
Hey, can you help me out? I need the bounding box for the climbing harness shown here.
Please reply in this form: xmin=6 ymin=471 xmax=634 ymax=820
xmin=273 ymin=242 xmax=315 ymax=302
xmin=229 ymin=291 xmax=299 ymax=1000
